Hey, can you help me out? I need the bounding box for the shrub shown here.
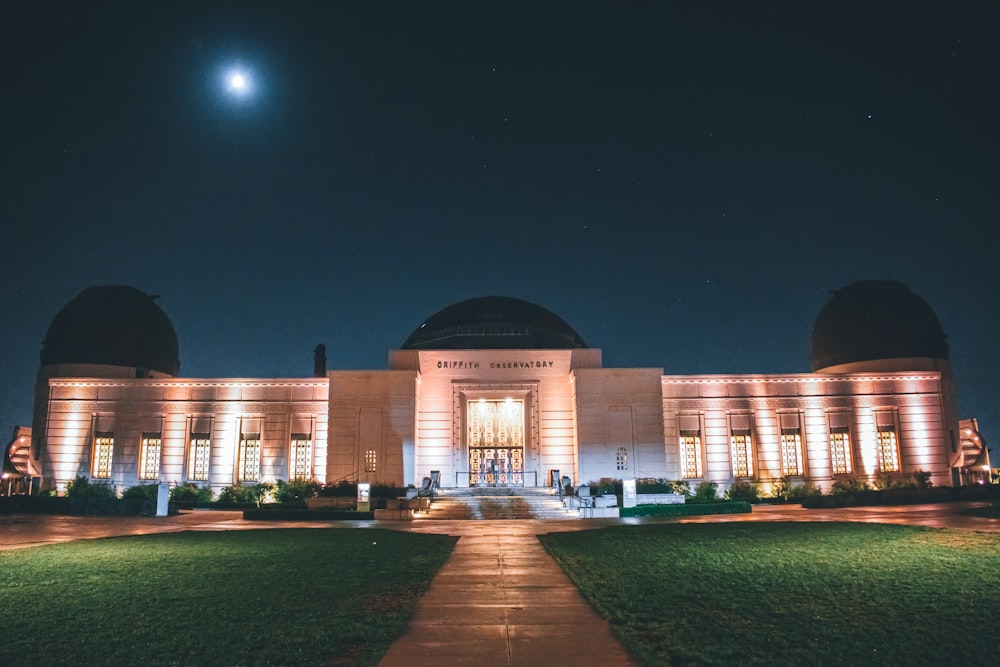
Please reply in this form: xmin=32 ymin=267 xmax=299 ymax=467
xmin=65 ymin=476 xmax=115 ymax=500
xmin=317 ymin=481 xmax=404 ymax=501
xmin=831 ymin=477 xmax=870 ymax=494
xmin=120 ymin=484 xmax=157 ymax=501
xmin=371 ymin=483 xmax=403 ymax=500
xmin=637 ymin=478 xmax=689 ymax=495
xmin=587 ymin=478 xmax=621 ymax=496
xmin=692 ymin=481 xmax=718 ymax=502
xmin=786 ymin=483 xmax=823 ymax=502
xmin=725 ymin=481 xmax=759 ymax=502
xmin=274 ymin=479 xmax=322 ymax=503
xmin=874 ymin=470 xmax=934 ymax=490
xmin=218 ymin=483 xmax=274 ymax=506
xmin=121 ymin=484 xmax=160 ymax=516
xmin=170 ymin=482 xmax=214 ymax=505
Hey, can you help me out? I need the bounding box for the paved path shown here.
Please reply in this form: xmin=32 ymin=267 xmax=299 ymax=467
xmin=377 ymin=522 xmax=639 ymax=667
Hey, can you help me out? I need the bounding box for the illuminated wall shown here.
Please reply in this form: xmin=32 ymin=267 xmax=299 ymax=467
xmin=40 ymin=377 xmax=328 ymax=494
xmin=574 ymin=367 xmax=667 ymax=484
xmin=327 ymin=369 xmax=417 ymax=485
xmin=36 ymin=359 xmax=957 ymax=494
xmin=661 ymin=372 xmax=951 ymax=491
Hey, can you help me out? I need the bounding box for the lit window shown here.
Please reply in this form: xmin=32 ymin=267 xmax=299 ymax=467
xmin=830 ymin=428 xmax=852 ymax=475
xmin=680 ymin=430 xmax=703 ymax=478
xmin=731 ymin=431 xmax=754 ymax=478
xmin=364 ymin=449 xmax=377 ymax=474
xmin=92 ymin=432 xmax=114 ymax=479
xmin=877 ymin=426 xmax=900 ymax=472
xmin=780 ymin=429 xmax=803 ymax=476
xmin=188 ymin=432 xmax=211 ymax=481
xmin=290 ymin=433 xmax=312 ymax=480
xmin=616 ymin=446 xmax=628 ymax=471
xmin=238 ymin=432 xmax=261 ymax=482
xmin=139 ymin=432 xmax=162 ymax=481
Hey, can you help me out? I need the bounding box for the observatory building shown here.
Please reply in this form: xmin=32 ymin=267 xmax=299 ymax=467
xmin=28 ymin=282 xmax=989 ymax=497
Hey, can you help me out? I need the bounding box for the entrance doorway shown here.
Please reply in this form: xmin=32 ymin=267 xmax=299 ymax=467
xmin=468 ymin=398 xmax=524 ymax=486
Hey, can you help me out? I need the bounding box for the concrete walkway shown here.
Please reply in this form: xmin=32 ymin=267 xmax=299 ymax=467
xmin=377 ymin=522 xmax=638 ymax=667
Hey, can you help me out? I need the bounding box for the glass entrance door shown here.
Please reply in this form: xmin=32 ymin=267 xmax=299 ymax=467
xmin=468 ymin=398 xmax=524 ymax=486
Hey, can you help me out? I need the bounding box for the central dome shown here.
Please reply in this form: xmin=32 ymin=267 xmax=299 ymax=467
xmin=402 ymin=296 xmax=588 ymax=350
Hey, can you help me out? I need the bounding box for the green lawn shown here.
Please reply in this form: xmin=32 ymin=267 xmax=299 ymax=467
xmin=0 ymin=528 xmax=456 ymax=666
xmin=540 ymin=522 xmax=1000 ymax=666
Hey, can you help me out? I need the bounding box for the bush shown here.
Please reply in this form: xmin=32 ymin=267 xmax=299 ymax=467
xmin=874 ymin=471 xmax=934 ymax=490
xmin=170 ymin=483 xmax=214 ymax=505
xmin=317 ymin=481 xmax=404 ymax=501
xmin=725 ymin=481 xmax=759 ymax=502
xmin=786 ymin=483 xmax=823 ymax=502
xmin=65 ymin=476 xmax=115 ymax=500
xmin=120 ymin=484 xmax=157 ymax=501
xmin=691 ymin=481 xmax=718 ymax=503
xmin=318 ymin=480 xmax=358 ymax=497
xmin=218 ymin=483 xmax=274 ymax=506
xmin=636 ymin=478 xmax=690 ymax=495
xmin=274 ymin=479 xmax=322 ymax=503
xmin=587 ymin=478 xmax=621 ymax=496
xmin=120 ymin=484 xmax=159 ymax=516
xmin=831 ymin=478 xmax=870 ymax=494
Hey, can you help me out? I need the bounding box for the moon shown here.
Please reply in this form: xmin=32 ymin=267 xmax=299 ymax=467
xmin=223 ymin=67 xmax=253 ymax=97
xmin=229 ymin=72 xmax=247 ymax=90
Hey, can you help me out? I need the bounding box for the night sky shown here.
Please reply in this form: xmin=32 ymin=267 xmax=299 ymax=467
xmin=2 ymin=2 xmax=998 ymax=445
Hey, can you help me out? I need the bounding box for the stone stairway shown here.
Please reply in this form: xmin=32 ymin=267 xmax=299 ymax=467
xmin=418 ymin=488 xmax=580 ymax=520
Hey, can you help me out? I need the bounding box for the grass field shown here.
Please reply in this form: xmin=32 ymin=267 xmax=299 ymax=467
xmin=540 ymin=522 xmax=1000 ymax=666
xmin=0 ymin=528 xmax=456 ymax=666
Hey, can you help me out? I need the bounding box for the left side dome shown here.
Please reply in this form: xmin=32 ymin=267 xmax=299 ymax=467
xmin=40 ymin=286 xmax=180 ymax=376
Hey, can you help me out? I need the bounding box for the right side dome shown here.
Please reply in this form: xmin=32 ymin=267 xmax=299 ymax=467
xmin=810 ymin=280 xmax=949 ymax=372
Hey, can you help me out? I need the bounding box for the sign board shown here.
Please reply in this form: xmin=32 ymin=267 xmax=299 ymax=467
xmin=622 ymin=478 xmax=637 ymax=508
xmin=357 ymin=483 xmax=371 ymax=512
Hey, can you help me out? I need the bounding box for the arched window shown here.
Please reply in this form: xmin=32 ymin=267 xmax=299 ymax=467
xmin=616 ymin=446 xmax=628 ymax=471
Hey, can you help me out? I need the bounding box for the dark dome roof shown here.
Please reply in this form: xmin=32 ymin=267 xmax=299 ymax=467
xmin=41 ymin=286 xmax=180 ymax=375
xmin=402 ymin=296 xmax=588 ymax=350
xmin=811 ymin=280 xmax=948 ymax=371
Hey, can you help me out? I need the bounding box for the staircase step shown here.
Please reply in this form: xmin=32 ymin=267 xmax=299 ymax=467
xmin=418 ymin=491 xmax=582 ymax=520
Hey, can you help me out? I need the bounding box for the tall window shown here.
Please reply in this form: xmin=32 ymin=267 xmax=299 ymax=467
xmin=290 ymin=433 xmax=312 ymax=480
xmin=830 ymin=427 xmax=853 ymax=475
xmin=92 ymin=432 xmax=114 ymax=479
xmin=877 ymin=425 xmax=900 ymax=472
xmin=616 ymin=446 xmax=628 ymax=471
xmin=364 ymin=449 xmax=377 ymax=474
xmin=238 ymin=432 xmax=261 ymax=482
xmin=188 ymin=432 xmax=211 ymax=481
xmin=139 ymin=432 xmax=162 ymax=481
xmin=680 ymin=430 xmax=703 ymax=478
xmin=780 ymin=429 xmax=803 ymax=476
xmin=731 ymin=431 xmax=754 ymax=478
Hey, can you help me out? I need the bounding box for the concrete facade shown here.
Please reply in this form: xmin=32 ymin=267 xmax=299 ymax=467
xmin=33 ymin=350 xmax=963 ymax=496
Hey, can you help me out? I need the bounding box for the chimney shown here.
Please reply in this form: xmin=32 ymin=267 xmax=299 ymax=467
xmin=313 ymin=344 xmax=327 ymax=377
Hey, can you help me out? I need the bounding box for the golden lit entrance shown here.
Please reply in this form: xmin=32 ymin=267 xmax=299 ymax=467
xmin=468 ymin=398 xmax=524 ymax=486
